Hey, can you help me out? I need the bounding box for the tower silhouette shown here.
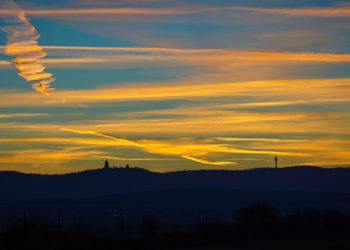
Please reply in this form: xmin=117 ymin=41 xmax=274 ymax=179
xmin=104 ymin=160 xmax=110 ymax=169
xmin=275 ymin=156 xmax=278 ymax=169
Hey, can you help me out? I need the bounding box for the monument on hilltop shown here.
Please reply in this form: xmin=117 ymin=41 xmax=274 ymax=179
xmin=104 ymin=160 xmax=110 ymax=169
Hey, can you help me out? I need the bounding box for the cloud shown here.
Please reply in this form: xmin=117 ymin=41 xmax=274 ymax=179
xmin=0 ymin=137 xmax=141 ymax=146
xmin=0 ymin=113 xmax=48 ymax=118
xmin=227 ymin=6 xmax=350 ymax=18
xmin=223 ymin=99 xmax=350 ymax=108
xmin=0 ymin=5 xmax=350 ymax=17
xmin=234 ymin=138 xmax=350 ymax=167
xmin=2 ymin=46 xmax=350 ymax=65
xmin=60 ymin=128 xmax=239 ymax=165
xmin=1 ymin=134 xmax=349 ymax=171
xmin=0 ymin=77 xmax=349 ymax=107
xmin=60 ymin=128 xmax=310 ymax=167
xmin=1 ymin=1 xmax=55 ymax=93
xmin=214 ymin=137 xmax=306 ymax=143
xmin=0 ymin=109 xmax=347 ymax=135
xmin=74 ymin=0 xmax=171 ymax=5
xmin=0 ymin=147 xmax=106 ymax=163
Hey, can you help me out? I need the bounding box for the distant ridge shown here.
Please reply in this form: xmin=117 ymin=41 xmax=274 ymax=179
xmin=0 ymin=164 xmax=327 ymax=176
xmin=1 ymin=165 xmax=350 ymax=202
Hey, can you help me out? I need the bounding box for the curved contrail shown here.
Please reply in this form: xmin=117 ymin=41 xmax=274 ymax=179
xmin=1 ymin=0 xmax=55 ymax=93
xmin=61 ymin=128 xmax=237 ymax=166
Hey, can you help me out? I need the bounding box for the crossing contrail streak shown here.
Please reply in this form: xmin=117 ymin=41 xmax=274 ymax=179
xmin=61 ymin=128 xmax=237 ymax=166
xmin=1 ymin=1 xmax=55 ymax=93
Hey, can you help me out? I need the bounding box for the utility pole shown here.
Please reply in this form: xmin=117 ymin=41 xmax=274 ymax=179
xmin=23 ymin=210 xmax=27 ymax=226
xmin=114 ymin=210 xmax=126 ymax=239
xmin=120 ymin=210 xmax=124 ymax=239
xmin=198 ymin=209 xmax=202 ymax=225
xmin=57 ymin=211 xmax=61 ymax=230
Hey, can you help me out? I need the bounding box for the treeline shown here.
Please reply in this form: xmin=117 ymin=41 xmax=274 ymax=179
xmin=1 ymin=203 xmax=350 ymax=250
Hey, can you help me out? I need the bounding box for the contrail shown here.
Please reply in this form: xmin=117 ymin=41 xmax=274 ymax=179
xmin=61 ymin=128 xmax=237 ymax=166
xmin=1 ymin=0 xmax=54 ymax=93
xmin=181 ymin=156 xmax=235 ymax=166
xmin=61 ymin=128 xmax=145 ymax=148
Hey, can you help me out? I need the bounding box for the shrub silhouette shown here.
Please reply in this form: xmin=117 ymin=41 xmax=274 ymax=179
xmin=235 ymin=202 xmax=281 ymax=238
xmin=141 ymin=215 xmax=160 ymax=238
xmin=236 ymin=202 xmax=280 ymax=225
xmin=285 ymin=208 xmax=350 ymax=238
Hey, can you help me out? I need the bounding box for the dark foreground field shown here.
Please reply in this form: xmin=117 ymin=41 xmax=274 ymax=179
xmin=172 ymin=240 xmax=350 ymax=250
xmin=1 ymin=201 xmax=350 ymax=250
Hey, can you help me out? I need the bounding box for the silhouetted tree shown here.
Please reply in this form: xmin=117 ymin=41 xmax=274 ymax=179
xmin=236 ymin=202 xmax=280 ymax=225
xmin=285 ymin=208 xmax=350 ymax=239
xmin=141 ymin=215 xmax=160 ymax=238
xmin=235 ymin=202 xmax=281 ymax=238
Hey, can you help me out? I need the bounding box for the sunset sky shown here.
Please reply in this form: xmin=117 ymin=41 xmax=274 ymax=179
xmin=0 ymin=0 xmax=349 ymax=173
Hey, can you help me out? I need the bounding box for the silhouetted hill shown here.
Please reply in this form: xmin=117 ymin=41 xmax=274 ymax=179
xmin=1 ymin=165 xmax=350 ymax=202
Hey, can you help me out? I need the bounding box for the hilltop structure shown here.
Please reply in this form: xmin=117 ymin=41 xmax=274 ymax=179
xmin=104 ymin=160 xmax=110 ymax=169
xmin=103 ymin=160 xmax=131 ymax=169
xmin=275 ymin=156 xmax=278 ymax=169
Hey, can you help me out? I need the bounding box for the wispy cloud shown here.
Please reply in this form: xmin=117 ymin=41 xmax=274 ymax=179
xmin=214 ymin=137 xmax=306 ymax=143
xmin=0 ymin=146 xmax=171 ymax=165
xmin=1 ymin=109 xmax=347 ymax=136
xmin=0 ymin=5 xmax=350 ymax=17
xmin=0 ymin=147 xmax=105 ymax=163
xmin=61 ymin=128 xmax=235 ymax=166
xmin=75 ymin=0 xmax=171 ymax=5
xmin=1 ymin=134 xmax=349 ymax=171
xmin=225 ymin=6 xmax=350 ymax=17
xmin=61 ymin=128 xmax=310 ymax=166
xmin=1 ymin=1 xmax=54 ymax=93
xmin=2 ymin=46 xmax=350 ymax=65
xmin=0 ymin=113 xmax=48 ymax=118
xmin=0 ymin=78 xmax=349 ymax=107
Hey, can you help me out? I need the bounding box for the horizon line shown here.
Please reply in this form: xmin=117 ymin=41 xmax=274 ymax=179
xmin=0 ymin=164 xmax=345 ymax=175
